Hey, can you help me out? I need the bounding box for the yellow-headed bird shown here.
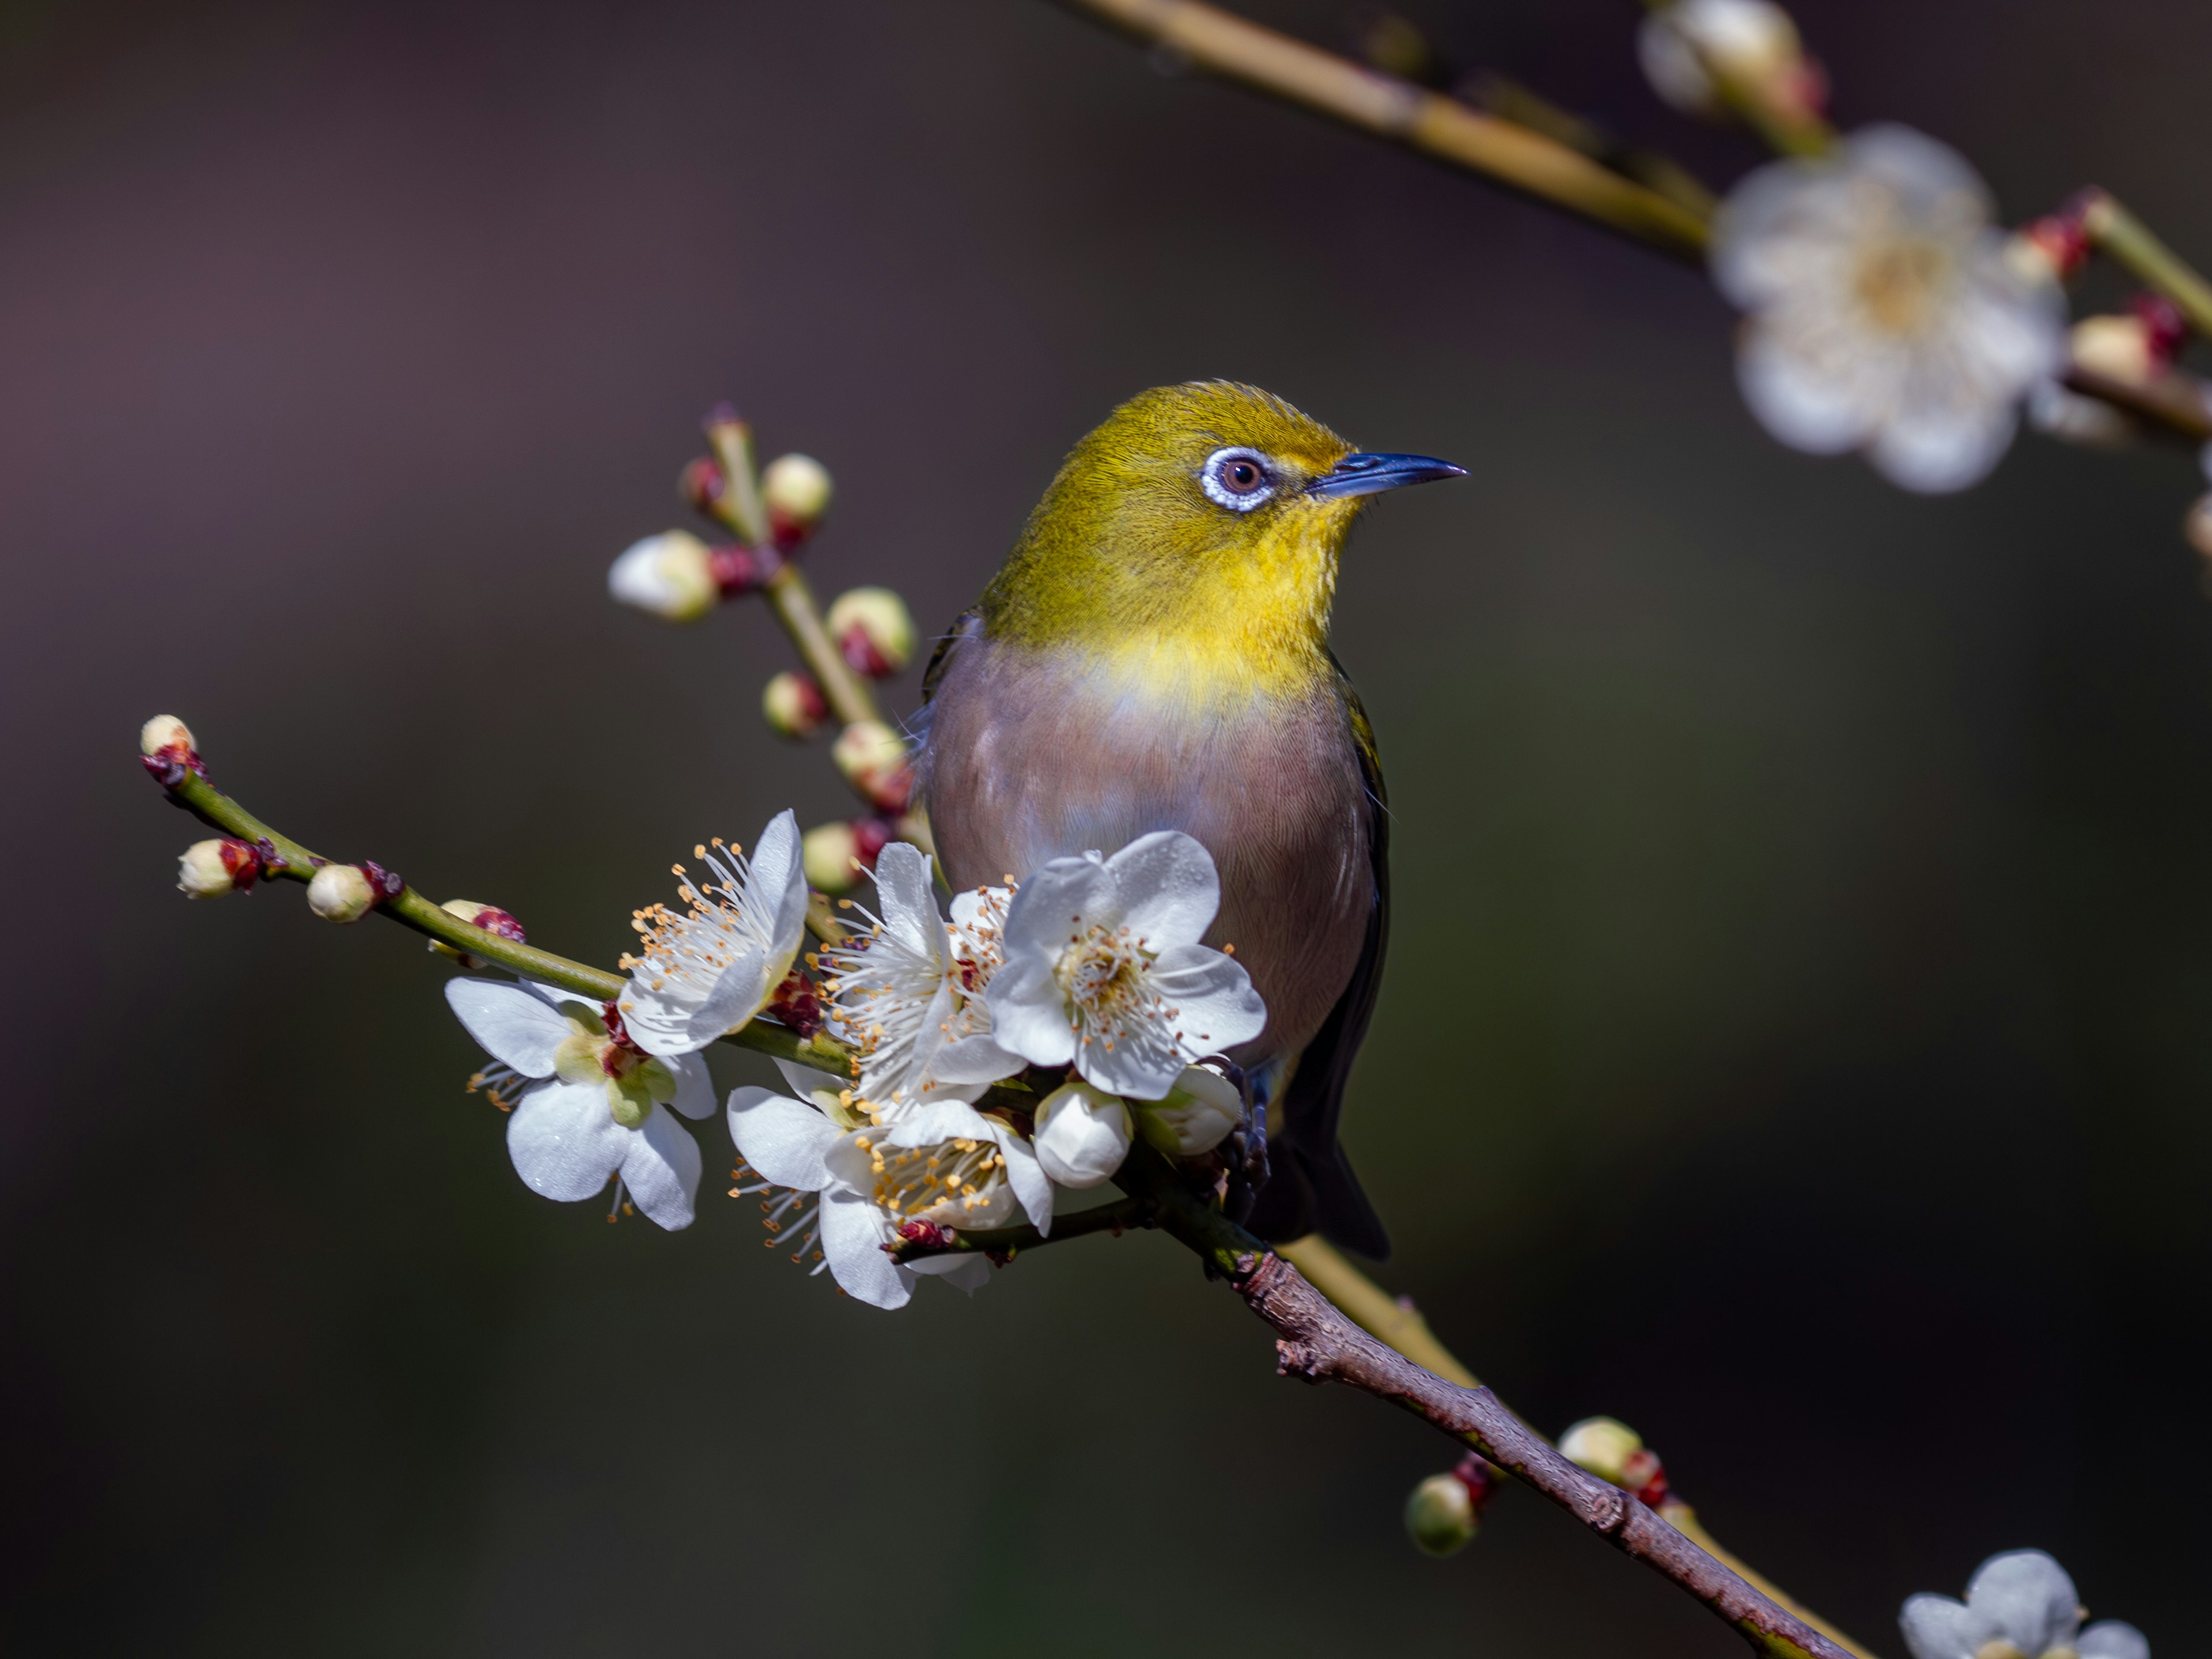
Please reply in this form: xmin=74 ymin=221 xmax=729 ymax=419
xmin=916 ymin=382 xmax=1463 ymax=1259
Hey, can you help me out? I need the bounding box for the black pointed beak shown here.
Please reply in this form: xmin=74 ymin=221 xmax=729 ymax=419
xmin=1304 ymin=451 xmax=1467 ymax=501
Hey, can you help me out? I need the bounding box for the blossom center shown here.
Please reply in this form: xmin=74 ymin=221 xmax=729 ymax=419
xmin=1055 ymin=924 xmax=1163 ymax=1053
xmin=1852 ymin=233 xmax=1951 ymax=336
xmin=853 ymin=1132 xmax=1012 ymax=1226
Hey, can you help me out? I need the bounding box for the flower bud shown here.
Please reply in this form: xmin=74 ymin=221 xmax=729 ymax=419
xmin=802 ymin=821 xmax=861 ymax=893
xmin=1637 ymin=0 xmax=1802 ymax=118
xmin=762 ymin=671 xmax=830 ymax=739
xmin=2010 ymin=212 xmax=2091 ymax=285
xmin=761 ymin=453 xmax=833 ymax=544
xmin=608 ymin=530 xmax=718 ymax=622
xmin=1033 ymin=1080 xmax=1134 ymax=1187
xmin=831 ymin=719 xmax=912 ymax=812
xmin=679 ymin=455 xmax=726 ymax=514
xmin=306 ymin=863 xmax=378 ymax=923
xmin=2027 ymin=381 xmax=2136 ymax=449
xmin=850 ymin=815 xmax=897 ymax=871
xmin=827 ymin=586 xmax=917 ymax=677
xmin=1558 ymin=1417 xmax=1642 ymax=1484
xmin=2070 ymin=315 xmax=2156 ymax=385
xmin=1134 ymin=1065 xmax=1242 ymax=1156
xmin=177 ymin=838 xmax=256 ymax=898
xmin=430 ymin=899 xmax=527 ymax=967
xmin=1404 ymin=1472 xmax=1479 ymax=1558
xmin=140 ymin=714 xmax=196 ymax=760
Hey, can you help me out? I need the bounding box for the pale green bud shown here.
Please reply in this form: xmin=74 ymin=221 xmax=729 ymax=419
xmin=826 ymin=586 xmax=916 ymax=676
xmin=831 ymin=720 xmax=911 ymax=811
xmin=802 ymin=821 xmax=861 ymax=894
xmin=1557 ymin=1417 xmax=1643 ymax=1484
xmin=140 ymin=714 xmax=196 ymax=759
xmin=762 ymin=670 xmax=830 ymax=739
xmin=306 ymin=863 xmax=377 ymax=923
xmin=1134 ymin=1066 xmax=1241 ymax=1156
xmin=761 ymin=452 xmax=834 ymax=537
xmin=1404 ymin=1472 xmax=1479 ymax=1557
xmin=177 ymin=839 xmax=245 ymax=899
xmin=608 ymin=530 xmax=718 ymax=622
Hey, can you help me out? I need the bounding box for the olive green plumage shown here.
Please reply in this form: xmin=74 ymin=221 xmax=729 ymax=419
xmin=919 ymin=381 xmax=1461 ymax=1257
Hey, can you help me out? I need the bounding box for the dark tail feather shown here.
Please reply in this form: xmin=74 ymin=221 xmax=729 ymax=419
xmin=1245 ymin=1135 xmax=1392 ymax=1261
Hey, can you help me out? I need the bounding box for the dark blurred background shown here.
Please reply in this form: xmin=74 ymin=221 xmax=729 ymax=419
xmin=5 ymin=0 xmax=2208 ymax=1651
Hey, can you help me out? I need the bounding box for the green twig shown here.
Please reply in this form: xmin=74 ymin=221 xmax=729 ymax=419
xmin=888 ymin=1194 xmax=1149 ymax=1263
xmin=2080 ymin=190 xmax=2212 ymax=343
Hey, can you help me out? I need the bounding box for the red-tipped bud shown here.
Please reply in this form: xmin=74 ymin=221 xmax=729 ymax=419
xmin=849 ymin=814 xmax=899 ymax=869
xmin=801 ymin=821 xmax=860 ymax=893
xmin=177 ymin=838 xmax=260 ymax=899
xmin=2129 ymin=292 xmax=2189 ymax=366
xmin=307 ymin=863 xmax=378 ymax=923
xmin=431 ymin=899 xmax=527 ymax=968
xmin=831 ymin=720 xmax=912 ymax=812
xmin=2014 ymin=211 xmax=2092 ymax=283
xmin=707 ymin=543 xmax=781 ymax=596
xmin=827 ymin=586 xmax=917 ymax=677
xmin=762 ymin=671 xmax=831 ymax=739
xmin=1404 ymin=1455 xmax=1499 ymax=1557
xmin=680 ymin=456 xmax=728 ymax=514
xmin=139 ymin=714 xmax=205 ymax=787
xmin=761 ymin=453 xmax=833 ymax=548
xmin=764 ymin=968 xmax=824 ymax=1037
xmin=2070 ymin=314 xmax=2160 ymax=385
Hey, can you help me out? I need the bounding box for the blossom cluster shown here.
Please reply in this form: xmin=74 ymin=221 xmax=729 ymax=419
xmin=444 ymin=815 xmax=1264 ymax=1309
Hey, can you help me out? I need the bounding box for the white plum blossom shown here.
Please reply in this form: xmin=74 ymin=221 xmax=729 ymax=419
xmin=1901 ymin=1550 xmax=2147 ymax=1659
xmin=727 ymin=1063 xmax=1050 ymax=1310
xmin=1131 ymin=1064 xmax=1242 ymax=1158
xmin=447 ymin=977 xmax=714 ymax=1229
xmin=1713 ymin=124 xmax=2066 ymax=493
xmin=984 ymin=831 xmax=1267 ymax=1101
xmin=818 ymin=842 xmax=1021 ymax=1113
xmin=618 ymin=810 xmax=808 ymax=1058
xmin=1032 ymin=1080 xmax=1133 ymax=1188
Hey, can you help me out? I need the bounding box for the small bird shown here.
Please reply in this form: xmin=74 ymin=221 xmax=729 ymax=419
xmin=916 ymin=381 xmax=1462 ymax=1259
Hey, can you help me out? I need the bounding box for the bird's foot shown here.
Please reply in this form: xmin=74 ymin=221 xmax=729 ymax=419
xmin=1208 ymin=1059 xmax=1268 ymax=1226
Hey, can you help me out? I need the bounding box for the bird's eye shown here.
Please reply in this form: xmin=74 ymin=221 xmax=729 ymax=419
xmin=1200 ymin=447 xmax=1276 ymax=512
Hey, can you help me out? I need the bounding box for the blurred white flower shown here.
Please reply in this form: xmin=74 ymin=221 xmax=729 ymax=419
xmin=618 ymin=811 xmax=808 ymax=1058
xmin=446 ymin=978 xmax=714 ymax=1229
xmin=728 ymin=1066 xmax=1050 ymax=1310
xmin=1638 ymin=0 xmax=1801 ymax=117
xmin=608 ymin=530 xmax=718 ymax=622
xmin=1713 ymin=124 xmax=2066 ymax=493
xmin=1901 ymin=1550 xmax=2146 ymax=1659
xmin=985 ymin=831 xmax=1267 ymax=1101
xmin=818 ymin=842 xmax=1021 ymax=1115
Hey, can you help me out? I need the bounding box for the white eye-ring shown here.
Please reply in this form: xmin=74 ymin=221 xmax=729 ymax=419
xmin=1200 ymin=447 xmax=1277 ymax=512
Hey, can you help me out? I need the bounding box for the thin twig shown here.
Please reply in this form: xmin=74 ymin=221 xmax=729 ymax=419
xmin=888 ymin=1194 xmax=1148 ymax=1263
xmin=1115 ymin=1153 xmax=1849 ymax=1659
xmin=1057 ymin=0 xmax=1711 ymax=257
xmin=161 ymin=768 xmax=853 ymax=1075
xmin=2080 ymin=190 xmax=2212 ymax=344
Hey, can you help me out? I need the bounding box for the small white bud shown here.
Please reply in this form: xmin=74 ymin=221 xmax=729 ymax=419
xmin=831 ymin=720 xmax=912 ymax=811
xmin=1033 ymin=1080 xmax=1134 ymax=1188
xmin=1404 ymin=1472 xmax=1479 ymax=1557
xmin=2027 ymin=381 xmax=2137 ymax=450
xmin=140 ymin=714 xmax=196 ymax=759
xmin=430 ymin=898 xmax=525 ymax=966
xmin=1637 ymin=0 xmax=1801 ymax=116
xmin=2070 ymin=315 xmax=2156 ymax=386
xmin=608 ymin=530 xmax=718 ymax=622
xmin=1134 ymin=1066 xmax=1241 ymax=1156
xmin=801 ymin=821 xmax=861 ymax=894
xmin=826 ymin=586 xmax=917 ymax=676
xmin=762 ymin=670 xmax=830 ymax=740
xmin=306 ymin=863 xmax=377 ymax=924
xmin=761 ymin=453 xmax=834 ymax=539
xmin=1558 ymin=1417 xmax=1643 ymax=1484
xmin=177 ymin=839 xmax=247 ymax=898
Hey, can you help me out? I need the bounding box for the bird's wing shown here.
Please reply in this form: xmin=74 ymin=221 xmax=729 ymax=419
xmin=909 ymin=606 xmax=983 ymax=755
xmin=1247 ymin=656 xmax=1393 ymax=1260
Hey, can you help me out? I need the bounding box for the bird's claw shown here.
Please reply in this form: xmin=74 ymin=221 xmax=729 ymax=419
xmin=1209 ymin=1059 xmax=1268 ymax=1226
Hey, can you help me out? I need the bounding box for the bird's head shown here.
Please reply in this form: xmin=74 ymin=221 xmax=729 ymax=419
xmin=983 ymin=381 xmax=1462 ymax=693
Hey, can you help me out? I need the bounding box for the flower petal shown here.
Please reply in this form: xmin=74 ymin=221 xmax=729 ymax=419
xmin=1898 ymin=1595 xmax=1981 ymax=1659
xmin=1135 ymin=1066 xmax=1242 ymax=1156
xmin=869 ymin=842 xmax=945 ymax=964
xmin=1147 ymin=942 xmax=1269 ymax=1055
xmin=818 ymin=1188 xmax=913 ymax=1309
xmin=982 ymin=950 xmax=1078 ymax=1069
xmin=506 ymin=1078 xmax=627 ymax=1202
xmin=619 ymin=1104 xmax=702 ymax=1229
xmin=996 ymin=1128 xmax=1054 ymax=1234
xmin=923 ymin=1031 xmax=1026 ymax=1087
xmin=749 ymin=808 xmax=811 ymax=978
xmin=446 ymin=977 xmax=573 ymax=1077
xmin=1103 ymin=830 xmax=1222 ymax=948
xmin=2077 ymin=1621 xmax=2149 ymax=1659
xmin=1000 ymin=853 xmax=1118 ymax=953
xmin=658 ymin=1052 xmax=715 ymax=1120
xmin=728 ymin=1088 xmax=840 ymax=1191
xmin=1965 ymin=1551 xmax=2081 ymax=1657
